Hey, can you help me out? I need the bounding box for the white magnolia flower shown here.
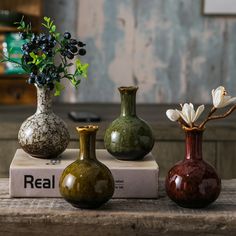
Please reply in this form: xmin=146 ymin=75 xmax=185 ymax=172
xmin=212 ymin=86 xmax=236 ymax=108
xmin=166 ymin=109 xmax=180 ymax=121
xmin=176 ymin=103 xmax=205 ymax=126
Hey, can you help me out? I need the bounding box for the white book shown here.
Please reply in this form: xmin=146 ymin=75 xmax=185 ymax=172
xmin=10 ymin=149 xmax=159 ymax=198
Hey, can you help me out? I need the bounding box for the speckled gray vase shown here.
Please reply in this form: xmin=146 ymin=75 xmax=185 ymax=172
xmin=104 ymin=86 xmax=154 ymax=161
xmin=18 ymin=86 xmax=70 ymax=159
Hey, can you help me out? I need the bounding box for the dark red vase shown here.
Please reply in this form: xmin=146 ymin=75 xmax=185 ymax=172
xmin=165 ymin=128 xmax=221 ymax=208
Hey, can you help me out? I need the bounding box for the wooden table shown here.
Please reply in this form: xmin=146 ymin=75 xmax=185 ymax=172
xmin=1 ymin=104 xmax=236 ymax=178
xmin=0 ymin=178 xmax=235 ymax=236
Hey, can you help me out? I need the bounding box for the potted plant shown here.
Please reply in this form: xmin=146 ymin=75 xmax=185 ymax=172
xmin=1 ymin=16 xmax=89 ymax=159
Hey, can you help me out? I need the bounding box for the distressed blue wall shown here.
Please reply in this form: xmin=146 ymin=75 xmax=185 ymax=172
xmin=45 ymin=0 xmax=236 ymax=104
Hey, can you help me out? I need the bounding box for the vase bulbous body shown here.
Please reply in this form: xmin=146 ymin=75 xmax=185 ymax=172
xmin=18 ymin=85 xmax=70 ymax=159
xmin=59 ymin=125 xmax=114 ymax=209
xmin=104 ymin=86 xmax=154 ymax=161
xmin=165 ymin=128 xmax=221 ymax=208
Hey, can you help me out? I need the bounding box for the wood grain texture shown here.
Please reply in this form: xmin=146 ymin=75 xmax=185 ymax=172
xmin=216 ymin=141 xmax=236 ymax=179
xmin=0 ymin=141 xmax=19 ymax=177
xmin=0 ymin=0 xmax=234 ymax=104
xmin=0 ymin=79 xmax=36 ymax=105
xmin=153 ymin=141 xmax=216 ymax=177
xmin=0 ymin=178 xmax=235 ymax=235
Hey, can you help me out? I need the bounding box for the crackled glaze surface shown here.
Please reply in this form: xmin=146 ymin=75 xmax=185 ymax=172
xmin=165 ymin=129 xmax=221 ymax=208
xmin=104 ymin=87 xmax=154 ymax=160
xmin=59 ymin=126 xmax=114 ymax=209
xmin=18 ymin=86 xmax=70 ymax=159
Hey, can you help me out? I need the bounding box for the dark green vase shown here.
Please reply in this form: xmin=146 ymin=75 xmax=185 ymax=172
xmin=59 ymin=125 xmax=114 ymax=209
xmin=104 ymin=86 xmax=154 ymax=161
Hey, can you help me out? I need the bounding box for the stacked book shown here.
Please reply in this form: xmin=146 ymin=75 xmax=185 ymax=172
xmin=10 ymin=149 xmax=159 ymax=198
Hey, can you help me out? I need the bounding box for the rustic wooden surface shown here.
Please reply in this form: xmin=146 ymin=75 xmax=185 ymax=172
xmin=0 ymin=178 xmax=235 ymax=236
xmin=1 ymin=103 xmax=236 ymax=179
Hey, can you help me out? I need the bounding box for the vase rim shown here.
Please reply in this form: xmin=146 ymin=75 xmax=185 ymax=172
xmin=118 ymin=86 xmax=138 ymax=93
xmin=182 ymin=126 xmax=205 ymax=132
xmin=76 ymin=125 xmax=99 ymax=133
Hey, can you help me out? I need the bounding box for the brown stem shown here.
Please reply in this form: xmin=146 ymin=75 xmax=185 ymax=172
xmin=178 ymin=117 xmax=190 ymax=128
xmin=199 ymin=106 xmax=217 ymax=129
xmin=200 ymin=105 xmax=236 ymax=128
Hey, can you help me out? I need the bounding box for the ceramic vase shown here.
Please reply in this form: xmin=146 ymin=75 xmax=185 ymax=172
xmin=18 ymin=85 xmax=70 ymax=159
xmin=165 ymin=127 xmax=221 ymax=208
xmin=104 ymin=86 xmax=154 ymax=161
xmin=59 ymin=125 xmax=114 ymax=209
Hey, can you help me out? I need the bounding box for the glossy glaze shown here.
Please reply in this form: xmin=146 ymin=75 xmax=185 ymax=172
xmin=18 ymin=85 xmax=70 ymax=159
xmin=104 ymin=86 xmax=154 ymax=160
xmin=59 ymin=126 xmax=114 ymax=209
xmin=165 ymin=128 xmax=221 ymax=208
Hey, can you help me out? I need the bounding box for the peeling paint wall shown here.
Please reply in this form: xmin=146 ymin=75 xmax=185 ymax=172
xmin=44 ymin=0 xmax=236 ymax=104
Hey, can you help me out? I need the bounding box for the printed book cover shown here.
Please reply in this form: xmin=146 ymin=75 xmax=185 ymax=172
xmin=10 ymin=149 xmax=159 ymax=198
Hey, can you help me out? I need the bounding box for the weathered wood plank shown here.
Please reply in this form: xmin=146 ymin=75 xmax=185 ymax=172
xmin=1 ymin=104 xmax=236 ymax=140
xmin=153 ymin=141 xmax=217 ymax=177
xmin=0 ymin=141 xmax=19 ymax=177
xmin=217 ymin=141 xmax=236 ymax=179
xmin=1 ymin=104 xmax=236 ymax=178
xmin=43 ymin=0 xmax=236 ymax=104
xmin=76 ymin=0 xmax=135 ymax=102
xmin=0 ymin=179 xmax=235 ymax=236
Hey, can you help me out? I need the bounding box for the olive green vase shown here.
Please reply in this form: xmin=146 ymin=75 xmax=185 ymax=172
xmin=104 ymin=86 xmax=154 ymax=161
xmin=59 ymin=125 xmax=115 ymax=209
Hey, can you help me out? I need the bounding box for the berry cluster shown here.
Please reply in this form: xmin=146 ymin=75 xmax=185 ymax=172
xmin=19 ymin=32 xmax=87 ymax=90
xmin=28 ymin=64 xmax=59 ymax=90
xmin=20 ymin=33 xmax=61 ymax=89
xmin=60 ymin=32 xmax=86 ymax=60
xmin=21 ymin=33 xmax=56 ymax=62
xmin=1 ymin=16 xmax=89 ymax=96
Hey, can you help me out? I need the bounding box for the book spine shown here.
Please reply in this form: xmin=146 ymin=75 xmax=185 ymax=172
xmin=10 ymin=168 xmax=158 ymax=198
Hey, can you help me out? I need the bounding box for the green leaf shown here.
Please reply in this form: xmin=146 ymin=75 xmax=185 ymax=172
xmin=71 ymin=78 xmax=77 ymax=86
xmin=44 ymin=16 xmax=50 ymax=22
xmin=35 ymin=60 xmax=41 ymax=65
xmin=55 ymin=33 xmax=60 ymax=40
xmin=70 ymin=77 xmax=81 ymax=88
xmin=57 ymin=64 xmax=64 ymax=73
xmin=29 ymin=52 xmax=38 ymax=64
xmin=49 ymin=21 xmax=54 ymax=28
xmin=42 ymin=23 xmax=48 ymax=28
xmin=54 ymin=81 xmax=64 ymax=96
xmin=21 ymin=64 xmax=29 ymax=73
xmin=29 ymin=52 xmax=37 ymax=60
xmin=76 ymin=59 xmax=81 ymax=68
xmin=55 ymin=48 xmax=60 ymax=53
xmin=75 ymin=79 xmax=81 ymax=87
xmin=51 ymin=25 xmax=56 ymax=32
xmin=0 ymin=59 xmax=8 ymax=63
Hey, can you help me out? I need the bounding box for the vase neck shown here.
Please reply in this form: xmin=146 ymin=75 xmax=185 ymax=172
xmin=185 ymin=129 xmax=203 ymax=160
xmin=77 ymin=126 xmax=98 ymax=161
xmin=36 ymin=86 xmax=53 ymax=114
xmin=119 ymin=86 xmax=138 ymax=117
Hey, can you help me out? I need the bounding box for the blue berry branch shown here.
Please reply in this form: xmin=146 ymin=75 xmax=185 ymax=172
xmin=0 ymin=16 xmax=89 ymax=96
